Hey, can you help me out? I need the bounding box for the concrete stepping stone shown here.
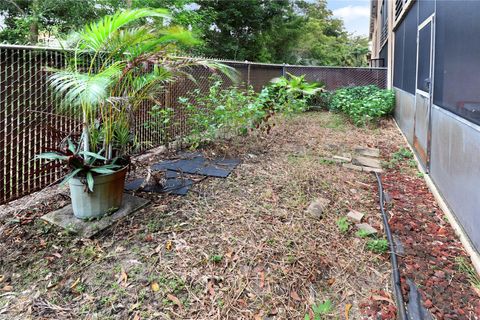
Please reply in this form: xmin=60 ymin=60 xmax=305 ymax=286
xmin=41 ymin=194 xmax=149 ymax=238
xmin=352 ymin=156 xmax=382 ymax=169
xmin=354 ymin=147 xmax=380 ymax=158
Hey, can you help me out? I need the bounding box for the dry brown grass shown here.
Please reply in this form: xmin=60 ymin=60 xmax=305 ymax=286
xmin=0 ymin=111 xmax=406 ymax=319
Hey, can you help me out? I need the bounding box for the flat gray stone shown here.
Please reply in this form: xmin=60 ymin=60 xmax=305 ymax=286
xmin=356 ymin=223 xmax=378 ymax=235
xmin=347 ymin=210 xmax=364 ymax=223
xmin=354 ymin=147 xmax=380 ymax=158
xmin=352 ymin=156 xmax=382 ymax=169
xmin=384 ymin=192 xmax=393 ymax=204
xmin=42 ymin=194 xmax=150 ymax=238
xmin=343 ymin=163 xmax=363 ymax=171
xmin=307 ymin=197 xmax=331 ymax=219
xmin=333 ymin=155 xmax=351 ymax=163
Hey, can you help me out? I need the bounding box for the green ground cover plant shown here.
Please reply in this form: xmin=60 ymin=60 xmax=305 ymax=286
xmin=330 ymin=85 xmax=395 ymax=126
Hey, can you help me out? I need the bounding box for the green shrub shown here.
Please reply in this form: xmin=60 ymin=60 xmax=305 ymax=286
xmin=178 ymin=75 xmax=320 ymax=147
xmin=179 ymin=76 xmax=258 ymax=148
xmin=330 ymin=85 xmax=395 ymax=126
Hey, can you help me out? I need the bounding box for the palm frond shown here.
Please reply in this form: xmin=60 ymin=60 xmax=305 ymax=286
xmin=77 ymin=8 xmax=171 ymax=52
xmin=49 ymin=62 xmax=124 ymax=111
xmin=157 ymin=26 xmax=200 ymax=46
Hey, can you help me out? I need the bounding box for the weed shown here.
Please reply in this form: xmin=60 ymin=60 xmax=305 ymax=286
xmin=366 ymin=239 xmax=389 ymax=254
xmin=210 ymin=254 xmax=223 ymax=263
xmin=100 ymin=295 xmax=114 ymax=306
xmin=455 ymin=257 xmax=480 ymax=291
xmin=81 ymin=245 xmax=99 ymax=260
xmin=336 ymin=217 xmax=350 ymax=234
xmin=305 ymin=300 xmax=332 ymax=320
xmin=385 ymin=147 xmax=414 ymax=168
xmin=36 ymin=220 xmax=53 ymax=234
xmin=407 ymin=159 xmax=417 ymax=168
xmin=286 ymin=255 xmax=297 ymax=264
xmin=75 ymin=282 xmax=86 ymax=293
xmin=394 ymin=147 xmax=414 ymax=159
xmin=417 ymin=171 xmax=424 ymax=178
xmin=147 ymin=219 xmax=162 ymax=233
xmin=319 ymin=158 xmax=336 ymax=165
xmin=150 ymin=274 xmax=186 ymax=294
xmin=138 ymin=288 xmax=148 ymax=302
xmin=355 ymin=229 xmax=371 ymax=238
xmin=110 ymin=282 xmax=127 ymax=295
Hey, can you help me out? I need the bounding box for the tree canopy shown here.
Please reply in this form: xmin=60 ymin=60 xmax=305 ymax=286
xmin=0 ymin=0 xmax=370 ymax=66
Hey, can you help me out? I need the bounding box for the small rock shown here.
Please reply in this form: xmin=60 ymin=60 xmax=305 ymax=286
xmin=355 ymin=223 xmax=378 ymax=235
xmin=392 ymin=235 xmax=405 ymax=255
xmin=306 ymin=197 xmax=331 ymax=219
xmin=384 ymin=192 xmax=393 ymax=204
xmin=347 ymin=210 xmax=364 ymax=223
xmin=434 ymin=270 xmax=446 ymax=279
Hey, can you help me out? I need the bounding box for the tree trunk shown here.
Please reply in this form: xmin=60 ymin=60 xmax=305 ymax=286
xmin=82 ymin=111 xmax=90 ymax=160
xmin=29 ymin=21 xmax=39 ymax=44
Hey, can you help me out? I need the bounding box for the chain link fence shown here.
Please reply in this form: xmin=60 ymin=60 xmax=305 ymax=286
xmin=0 ymin=44 xmax=387 ymax=204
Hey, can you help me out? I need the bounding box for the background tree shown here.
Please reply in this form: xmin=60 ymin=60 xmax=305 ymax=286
xmin=0 ymin=0 xmax=121 ymax=43
xmin=0 ymin=0 xmax=370 ymax=67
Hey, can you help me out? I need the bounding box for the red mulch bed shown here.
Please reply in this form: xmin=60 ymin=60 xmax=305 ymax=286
xmin=380 ymin=145 xmax=480 ymax=319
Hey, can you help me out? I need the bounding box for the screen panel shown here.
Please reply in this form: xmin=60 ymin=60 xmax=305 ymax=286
xmin=433 ymin=1 xmax=480 ymax=125
xmin=379 ymin=43 xmax=388 ymax=68
xmin=402 ymin=1 xmax=418 ymax=94
xmin=392 ymin=1 xmax=417 ymax=94
xmin=393 ymin=22 xmax=404 ymax=88
xmin=417 ymin=23 xmax=431 ymax=93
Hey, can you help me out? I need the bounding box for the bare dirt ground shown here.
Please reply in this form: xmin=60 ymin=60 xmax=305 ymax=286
xmin=0 ymin=111 xmax=478 ymax=319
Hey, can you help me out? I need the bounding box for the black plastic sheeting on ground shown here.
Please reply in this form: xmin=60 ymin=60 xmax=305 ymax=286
xmin=125 ymin=153 xmax=240 ymax=196
xmin=151 ymin=152 xmax=241 ymax=178
xmin=406 ymin=278 xmax=434 ymax=320
xmin=125 ymin=170 xmax=194 ymax=195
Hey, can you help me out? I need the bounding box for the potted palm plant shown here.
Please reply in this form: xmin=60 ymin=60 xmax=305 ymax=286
xmin=37 ymin=8 xmax=235 ymax=220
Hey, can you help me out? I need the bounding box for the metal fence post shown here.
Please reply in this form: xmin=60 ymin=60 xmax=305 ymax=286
xmin=247 ymin=62 xmax=251 ymax=87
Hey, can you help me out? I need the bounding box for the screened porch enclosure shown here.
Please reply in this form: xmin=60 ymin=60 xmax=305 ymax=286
xmin=392 ymin=0 xmax=480 ymax=252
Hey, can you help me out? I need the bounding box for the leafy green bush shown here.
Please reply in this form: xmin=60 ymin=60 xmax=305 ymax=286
xmin=178 ymin=77 xmax=258 ymax=148
xmin=330 ymin=85 xmax=395 ymax=126
xmin=268 ymin=73 xmax=324 ymax=111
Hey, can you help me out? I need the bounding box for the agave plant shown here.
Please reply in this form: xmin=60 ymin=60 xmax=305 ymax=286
xmin=39 ymin=8 xmax=236 ymax=190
